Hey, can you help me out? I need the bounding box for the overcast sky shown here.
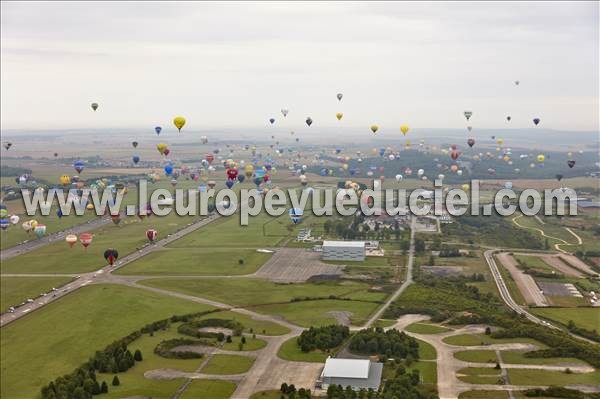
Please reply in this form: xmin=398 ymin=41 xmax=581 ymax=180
xmin=1 ymin=1 xmax=598 ymax=133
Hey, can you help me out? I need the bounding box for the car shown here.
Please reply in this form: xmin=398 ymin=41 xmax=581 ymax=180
xmin=41 ymin=293 xmax=47 ymax=296
xmin=8 ymin=307 xmax=15 ymax=313
xmin=51 ymin=287 xmax=57 ymax=291
xmin=26 ymin=299 xmax=34 ymax=303
xmin=76 ymin=275 xmax=81 ymax=278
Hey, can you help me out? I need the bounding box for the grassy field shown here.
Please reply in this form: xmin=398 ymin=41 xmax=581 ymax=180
xmin=222 ymin=335 xmax=267 ymax=352
xmin=457 ymin=367 xmax=503 ymax=384
xmin=168 ymin=212 xmax=291 ymax=249
xmin=115 ymin=248 xmax=272 ymax=276
xmin=1 ymin=212 xmax=201 ymax=274
xmin=179 ymin=380 xmax=237 ymax=399
xmin=459 ymin=390 xmax=509 ymax=399
xmin=98 ymin=327 xmax=204 ymax=399
xmin=513 ymin=255 xmax=555 ymax=273
xmin=443 ymin=334 xmax=542 ymax=347
xmin=277 ymin=337 xmax=329 ymax=363
xmin=530 ymin=307 xmax=600 ymax=331
xmin=454 ymin=350 xmax=497 ymax=363
xmin=253 ymin=299 xmax=381 ymax=328
xmin=409 ymin=361 xmax=437 ymax=384
xmin=250 ymin=391 xmax=281 ymax=399
xmin=500 ymin=351 xmax=588 ymax=366
xmin=201 ymin=354 xmax=255 ymax=375
xmin=140 ymin=278 xmax=382 ymax=308
xmin=405 ymin=322 xmax=451 ymax=334
xmin=193 ymin=310 xmax=290 ymax=336
xmin=507 ymin=369 xmax=600 ymax=386
xmin=0 ymin=276 xmax=73 ymax=312
xmin=0 ymin=284 xmax=213 ymax=399
xmin=416 ymin=338 xmax=437 ymax=361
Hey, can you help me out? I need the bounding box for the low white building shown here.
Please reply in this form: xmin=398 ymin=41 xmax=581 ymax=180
xmin=318 ymin=358 xmax=383 ymax=390
xmin=322 ymin=241 xmax=365 ymax=261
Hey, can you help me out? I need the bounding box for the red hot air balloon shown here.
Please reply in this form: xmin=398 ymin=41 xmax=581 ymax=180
xmin=79 ymin=233 xmax=93 ymax=249
xmin=226 ymin=168 xmax=238 ymax=180
xmin=450 ymin=150 xmax=460 ymax=161
xmin=104 ymin=249 xmax=119 ymax=265
xmin=146 ymin=229 xmax=158 ymax=242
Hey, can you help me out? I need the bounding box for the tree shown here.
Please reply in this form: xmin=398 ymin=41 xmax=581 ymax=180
xmin=100 ymin=381 xmax=108 ymax=393
xmin=414 ymin=238 xmax=425 ymax=253
xmin=485 ymin=326 xmax=492 ymax=335
xmin=112 ymin=376 xmax=120 ymax=386
xmin=134 ymin=349 xmax=143 ymax=362
xmin=495 ymin=362 xmax=501 ymax=370
xmin=238 ymin=258 xmax=245 ymax=265
xmin=241 ymin=336 xmax=247 ymax=344
xmin=238 ymin=342 xmax=244 ymax=351
xmin=226 ymin=335 xmax=232 ymax=343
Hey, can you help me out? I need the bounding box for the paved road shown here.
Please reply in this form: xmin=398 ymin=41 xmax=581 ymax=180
xmin=1 ymin=216 xmax=112 ymax=261
xmin=0 ymin=213 xmax=221 ymax=327
xmin=357 ymin=216 xmax=416 ymax=330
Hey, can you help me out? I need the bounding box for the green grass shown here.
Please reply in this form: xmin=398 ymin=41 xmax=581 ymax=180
xmin=254 ymin=299 xmax=381 ymax=328
xmin=201 ymin=354 xmax=254 ymax=375
xmin=99 ymin=327 xmax=204 ymax=399
xmin=513 ymin=255 xmax=555 ymax=273
xmin=179 ymin=379 xmax=237 ymax=399
xmin=408 ymin=361 xmax=437 ymax=384
xmin=0 ymin=276 xmax=73 ymax=312
xmin=507 ymin=369 xmax=600 ymax=386
xmin=277 ymin=337 xmax=329 ymax=363
xmin=168 ymin=212 xmax=291 ymax=248
xmin=1 ymin=212 xmax=201 ymax=274
xmin=222 ymin=335 xmax=267 ymax=351
xmin=405 ymin=322 xmax=451 ymax=334
xmin=501 ymin=351 xmax=589 ymax=367
xmin=454 ymin=350 xmax=497 ymax=363
xmin=457 ymin=367 xmax=503 ymax=384
xmin=530 ymin=307 xmax=600 ymax=331
xmin=416 ymin=338 xmax=437 ymax=361
xmin=115 ymin=248 xmax=271 ymax=276
xmin=140 ymin=278 xmax=381 ymax=308
xmin=250 ymin=391 xmax=282 ymax=399
xmin=459 ymin=390 xmax=509 ymax=399
xmin=443 ymin=334 xmax=543 ymax=347
xmin=0 ymin=284 xmax=213 ymax=399
xmin=194 ymin=311 xmax=290 ymax=336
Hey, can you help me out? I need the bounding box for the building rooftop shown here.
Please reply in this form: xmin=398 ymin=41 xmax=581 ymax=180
xmin=321 ymin=358 xmax=370 ymax=379
xmin=322 ymin=241 xmax=366 ymax=248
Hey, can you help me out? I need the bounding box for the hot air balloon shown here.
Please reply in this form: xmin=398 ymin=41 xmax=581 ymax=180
xmin=567 ymin=160 xmax=575 ymax=168
xmin=132 ymin=155 xmax=140 ymax=165
xmin=60 ymin=175 xmax=71 ymax=186
xmin=173 ymin=116 xmax=186 ymax=132
xmin=66 ymin=234 xmax=78 ymax=248
xmin=337 ymin=93 xmax=343 ymax=101
xmin=395 ymin=174 xmax=403 ymax=182
xmin=146 ymin=229 xmax=158 ymax=242
xmin=370 ymin=125 xmax=379 ymax=134
xmin=225 ymin=179 xmax=235 ymax=189
xmin=157 ymin=143 xmax=168 ymax=155
xmin=533 ymin=118 xmax=540 ymax=126
xmin=537 ymin=154 xmax=545 ymax=163
xmin=155 ymin=126 xmax=162 ymax=135
xmin=3 ymin=142 xmax=12 ymax=150
xmin=34 ymin=224 xmax=47 ymax=238
xmin=164 ymin=164 xmax=173 ymax=175
xmin=269 ymin=118 xmax=275 ymax=124
xmin=54 ymin=152 xmax=58 ymax=157
xmin=73 ymin=160 xmax=85 ymax=174
xmin=467 ymin=138 xmax=475 ymax=148
xmin=289 ymin=208 xmax=303 ymax=224
xmin=506 ymin=116 xmax=511 ymax=121
xmin=104 ymin=249 xmax=119 ymax=265
xmin=515 ymin=80 xmax=520 ymax=85
xmin=281 ymin=109 xmax=289 ymax=117
xmin=464 ymin=111 xmax=473 ymax=121
xmin=0 ymin=219 xmax=9 ymax=230
xmin=450 ymin=150 xmax=460 ymax=161
xmin=0 ymin=208 xmax=7 ymax=219
xmin=467 ymin=126 xmax=472 ymax=132
xmin=9 ymin=215 xmax=19 ymax=225
xmin=91 ymin=102 xmax=98 ymax=111
xmin=556 ymin=174 xmax=563 ymax=181
xmin=201 ymin=135 xmax=208 ymax=144
xmin=400 ymin=125 xmax=409 ymax=135
xmin=336 ymin=112 xmax=343 ymax=121
xmin=132 ymin=141 xmax=139 ymax=148
xmin=306 ymin=117 xmax=313 ymax=127
xmin=207 ymin=180 xmax=217 ymax=189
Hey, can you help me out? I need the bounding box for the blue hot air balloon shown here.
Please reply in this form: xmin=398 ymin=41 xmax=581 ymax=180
xmin=132 ymin=155 xmax=140 ymax=165
xmin=155 ymin=126 xmax=162 ymax=135
xmin=73 ymin=160 xmax=85 ymax=174
xmin=289 ymin=208 xmax=303 ymax=224
xmin=379 ymin=148 xmax=385 ymax=157
xmin=0 ymin=219 xmax=9 ymax=230
xmin=237 ymin=175 xmax=245 ymax=183
xmin=164 ymin=164 xmax=173 ymax=175
xmin=225 ymin=179 xmax=235 ymax=189
xmin=56 ymin=208 xmax=63 ymax=219
xmin=253 ymin=177 xmax=262 ymax=187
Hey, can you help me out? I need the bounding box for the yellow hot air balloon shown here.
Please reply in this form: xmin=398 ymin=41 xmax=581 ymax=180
xmin=497 ymin=138 xmax=504 ymax=146
xmin=60 ymin=175 xmax=71 ymax=186
xmin=370 ymin=125 xmax=379 ymax=134
xmin=537 ymin=154 xmax=545 ymax=163
xmin=173 ymin=116 xmax=186 ymax=132
xmin=156 ymin=143 xmax=168 ymax=155
xmin=86 ymin=203 xmax=95 ymax=210
xmin=342 ymin=163 xmax=349 ymax=170
xmin=462 ymin=184 xmax=470 ymax=192
xmin=336 ymin=112 xmax=343 ymax=121
xmin=400 ymin=124 xmax=409 ymax=135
